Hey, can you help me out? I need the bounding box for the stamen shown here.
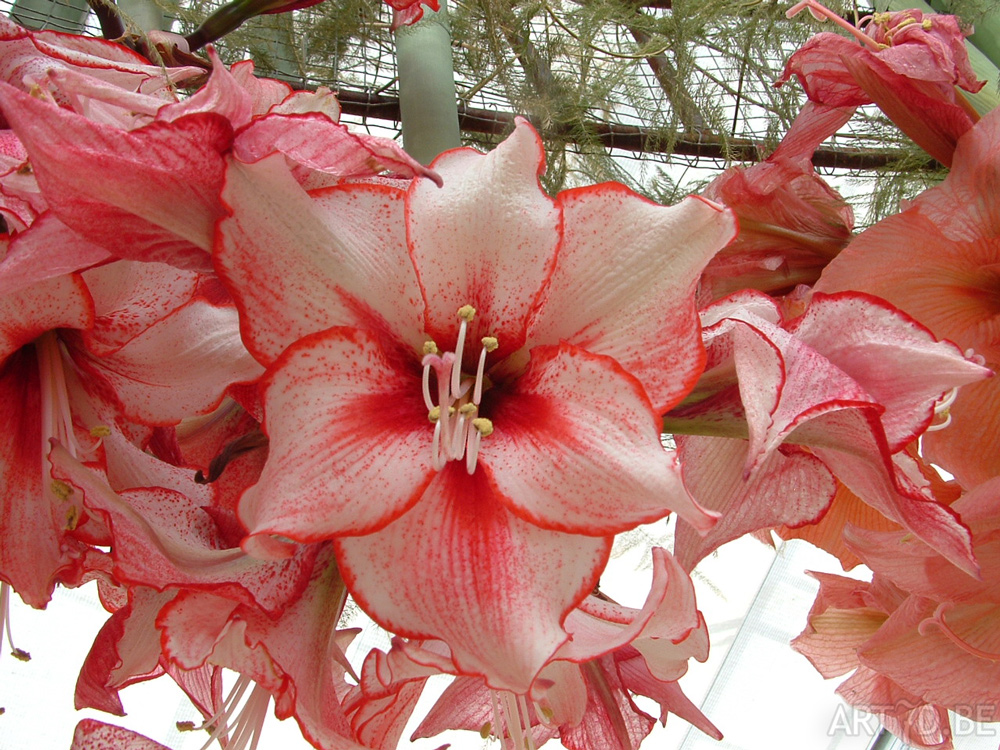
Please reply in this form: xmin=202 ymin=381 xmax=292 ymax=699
xmin=490 ymin=690 xmax=507 ymax=749
xmin=927 ymin=387 xmax=960 ymax=432
xmin=196 ymin=676 xmax=271 ymax=750
xmin=518 ymin=694 xmax=537 ymax=750
xmin=475 ymin=337 xmax=498 ymax=405
xmin=465 ymin=418 xmax=494 ymax=474
xmin=786 ymin=0 xmax=884 ymax=50
xmin=421 ymin=360 xmax=435 ymax=411
xmin=0 ymin=583 xmax=30 ymax=662
xmin=431 ymin=420 xmax=444 ymax=471
xmin=451 ymin=305 xmax=476 ymax=396
xmin=502 ymin=692 xmax=527 ymax=750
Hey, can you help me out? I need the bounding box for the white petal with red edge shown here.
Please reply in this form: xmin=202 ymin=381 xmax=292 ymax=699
xmin=240 ymin=326 xmax=434 ymax=544
xmin=483 ymin=343 xmax=717 ymax=535
xmin=75 ymin=298 xmax=264 ymax=426
xmin=408 ymin=118 xmax=559 ymax=358
xmin=336 ymin=465 xmax=612 ymax=693
xmin=216 ymin=155 xmax=425 ymax=365
xmin=527 ymin=186 xmax=736 ymax=413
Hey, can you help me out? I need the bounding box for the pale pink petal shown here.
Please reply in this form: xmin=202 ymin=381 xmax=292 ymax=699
xmin=0 ymin=18 xmax=201 ymax=93
xmin=229 ymin=59 xmax=293 ymax=116
xmin=792 ymin=408 xmax=977 ymax=576
xmin=70 ymin=719 xmax=172 ymax=750
xmin=72 ymin=299 xmax=264 ymax=426
xmin=76 ymin=587 xmax=176 ymax=715
xmin=527 ymin=186 xmax=736 ymax=413
xmin=240 ymin=326 xmax=432 ymax=543
xmin=483 ymin=343 xmax=717 ymax=535
xmin=790 ymin=292 xmax=991 ymax=450
xmin=860 ymin=595 xmax=1000 ymax=714
xmin=336 ymin=465 xmax=612 ymax=693
xmin=558 ymin=655 xmax=655 ymax=750
xmin=555 ymin=547 xmax=676 ymax=663
xmin=673 ymin=435 xmax=836 ymax=570
xmin=0 ymin=82 xmax=230 ymax=271
xmin=0 ymin=213 xmax=112 ymax=296
xmin=80 ymin=261 xmax=200 ymax=356
xmin=835 ymin=667 xmax=953 ymax=750
xmin=408 ymin=118 xmax=559 ymax=358
xmin=792 ymin=573 xmax=888 ymax=679
xmin=616 ymin=653 xmax=722 ymax=740
xmin=0 ymin=271 xmax=92 ymax=361
xmin=157 ymin=49 xmax=253 ymax=129
xmin=216 ymin=155 xmax=425 ymax=364
xmin=234 ymin=113 xmax=440 ymax=183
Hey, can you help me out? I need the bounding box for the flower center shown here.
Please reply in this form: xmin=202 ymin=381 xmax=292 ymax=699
xmin=421 ymin=305 xmax=498 ymax=474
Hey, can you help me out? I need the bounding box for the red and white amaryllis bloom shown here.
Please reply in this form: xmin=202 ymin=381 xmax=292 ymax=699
xmin=216 ymin=118 xmax=736 ymax=692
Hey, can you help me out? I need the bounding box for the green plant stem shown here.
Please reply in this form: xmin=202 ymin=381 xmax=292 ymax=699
xmin=394 ymin=1 xmax=462 ymax=165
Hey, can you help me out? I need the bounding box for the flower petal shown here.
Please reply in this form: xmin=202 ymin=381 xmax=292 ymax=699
xmin=673 ymin=435 xmax=834 ymax=571
xmin=527 ymin=185 xmax=736 ymax=413
xmin=215 ymin=155 xmax=425 ymax=365
xmin=0 ymin=82 xmax=230 ymax=271
xmin=483 ymin=343 xmax=717 ymax=534
xmin=336 ymin=465 xmax=612 ymax=693
xmin=408 ymin=118 xmax=559 ymax=358
xmin=240 ymin=326 xmax=433 ymax=544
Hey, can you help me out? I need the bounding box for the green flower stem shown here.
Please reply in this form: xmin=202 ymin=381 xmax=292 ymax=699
xmin=394 ymin=1 xmax=462 ymax=165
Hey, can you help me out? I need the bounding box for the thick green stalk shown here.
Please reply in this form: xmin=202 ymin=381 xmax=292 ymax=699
xmin=394 ymin=1 xmax=462 ymax=165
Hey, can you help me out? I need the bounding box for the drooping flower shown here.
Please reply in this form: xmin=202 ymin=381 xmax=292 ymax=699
xmin=0 ymin=44 xmax=437 ymax=273
xmin=780 ymin=1 xmax=985 ymax=166
xmin=215 ymin=117 xmax=736 ymax=692
xmin=794 ymin=475 xmax=1000 ymax=749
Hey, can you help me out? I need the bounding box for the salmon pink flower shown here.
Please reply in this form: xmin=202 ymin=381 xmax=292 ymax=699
xmin=817 ymin=105 xmax=1000 ymax=488
xmin=216 ymin=117 xmax=736 ymax=692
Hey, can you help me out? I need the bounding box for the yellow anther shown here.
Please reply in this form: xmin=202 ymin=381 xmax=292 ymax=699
xmin=459 ymin=403 xmax=477 ymax=415
xmin=922 ymin=18 xmax=932 ymax=29
xmin=90 ymin=425 xmax=112 ymax=438
xmin=50 ymin=480 xmax=73 ymax=501
xmin=472 ymin=417 xmax=494 ymax=437
xmin=428 ymin=406 xmax=441 ymax=423
xmin=448 ymin=406 xmax=456 ymax=416
xmin=481 ymin=336 xmax=498 ymax=352
xmin=65 ymin=506 xmax=79 ymax=531
xmin=479 ymin=722 xmax=492 ymax=739
xmin=457 ymin=304 xmax=476 ymax=322
xmin=176 ymin=722 xmax=197 ymax=733
xmin=423 ymin=340 xmax=439 ymax=355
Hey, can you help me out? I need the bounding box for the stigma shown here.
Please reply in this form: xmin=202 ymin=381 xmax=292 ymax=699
xmin=421 ymin=306 xmax=498 ymax=474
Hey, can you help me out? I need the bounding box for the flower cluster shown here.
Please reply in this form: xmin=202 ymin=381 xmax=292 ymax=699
xmin=0 ymin=3 xmax=997 ymax=749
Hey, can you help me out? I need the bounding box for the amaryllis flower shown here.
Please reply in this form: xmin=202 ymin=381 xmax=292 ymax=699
xmin=816 ymin=105 xmax=1000 ymax=488
xmin=0 ymin=48 xmax=436 ymax=273
xmin=216 ymin=117 xmax=736 ymax=692
xmin=780 ymin=1 xmax=985 ymax=166
xmin=795 ymin=475 xmax=1000 ymax=749
xmin=664 ymin=290 xmax=990 ymax=573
